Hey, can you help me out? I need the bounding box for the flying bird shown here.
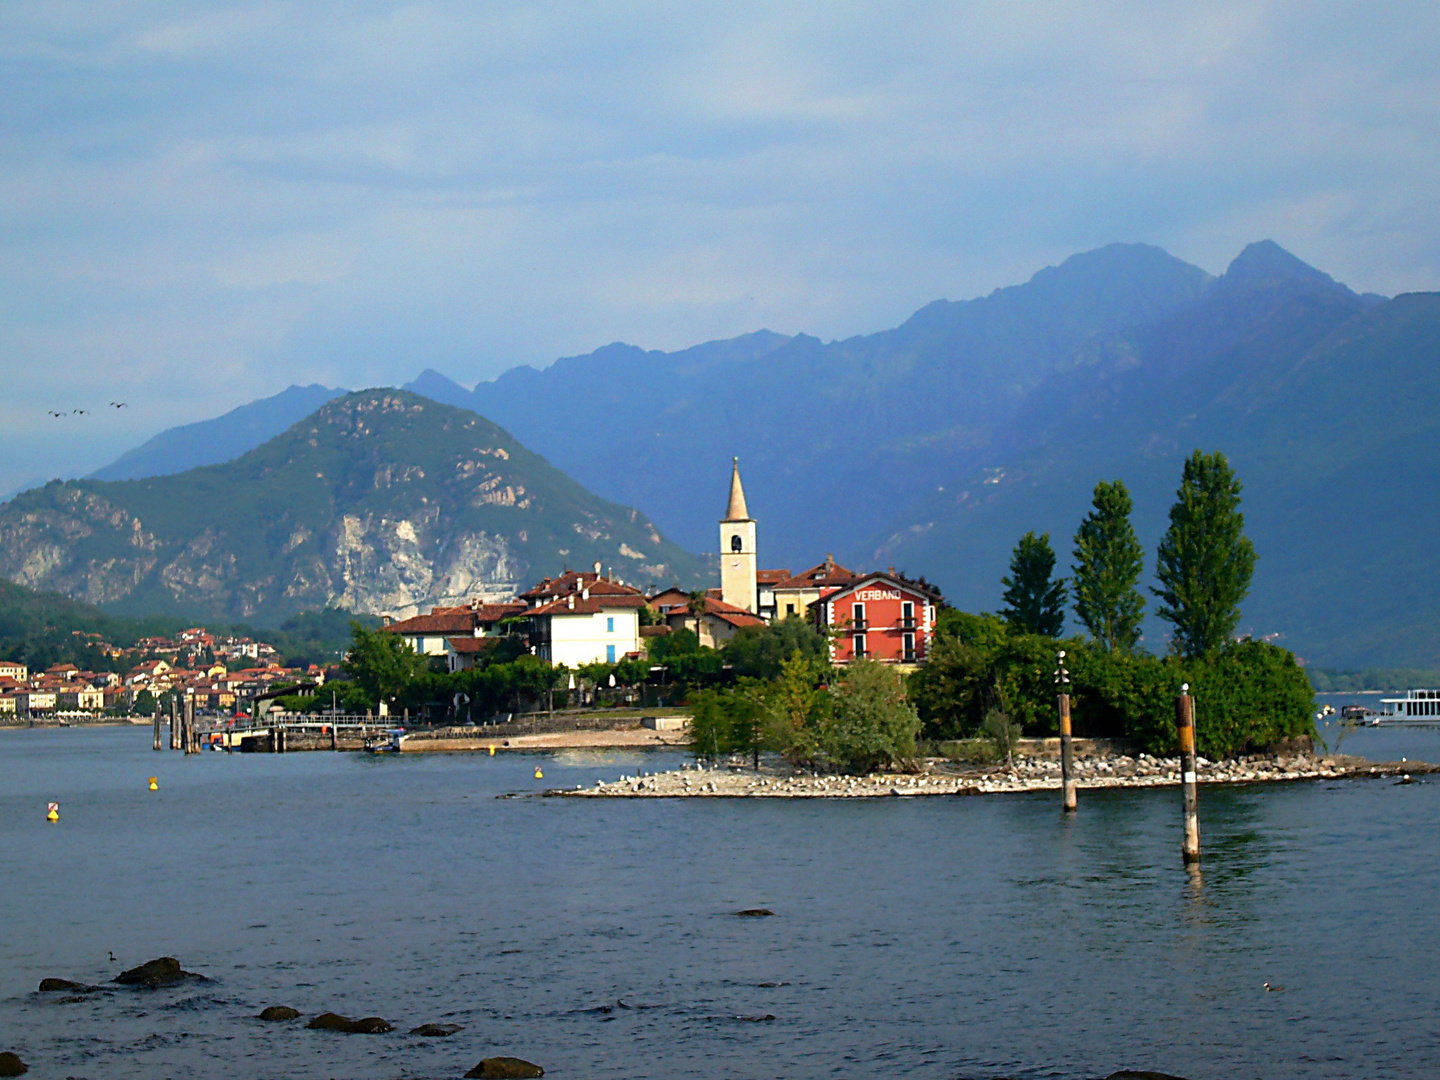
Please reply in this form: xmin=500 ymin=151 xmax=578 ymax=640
xmin=72 ymin=408 xmax=87 ymax=415
xmin=48 ymin=410 xmax=65 ymax=417
xmin=110 ymin=401 xmax=127 ymax=408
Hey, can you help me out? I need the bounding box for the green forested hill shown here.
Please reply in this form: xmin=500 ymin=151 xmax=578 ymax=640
xmin=0 ymin=390 xmax=704 ymax=623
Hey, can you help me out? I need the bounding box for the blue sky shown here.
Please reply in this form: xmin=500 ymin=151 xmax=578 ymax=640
xmin=4 ymin=1 xmax=1439 ymax=494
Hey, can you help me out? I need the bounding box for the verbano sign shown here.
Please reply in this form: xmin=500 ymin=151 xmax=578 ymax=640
xmin=856 ymin=588 xmax=902 ymax=601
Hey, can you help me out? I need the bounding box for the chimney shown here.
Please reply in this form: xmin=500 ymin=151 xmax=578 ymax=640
xmin=582 ymin=587 xmax=590 ymax=601
xmin=825 ymin=553 xmax=834 ymax=572
xmin=888 ymin=566 xmax=896 ymax=576
xmin=594 ymin=560 xmax=602 ymax=577
xmin=380 ymin=614 xmax=392 ymax=627
xmin=568 ymin=594 xmax=575 ymax=610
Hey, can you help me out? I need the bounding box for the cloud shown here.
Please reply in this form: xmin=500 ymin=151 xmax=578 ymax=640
xmin=2 ymin=0 xmax=1439 ymax=493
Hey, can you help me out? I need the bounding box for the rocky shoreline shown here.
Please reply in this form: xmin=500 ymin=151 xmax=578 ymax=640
xmin=553 ymin=752 xmax=1436 ymax=798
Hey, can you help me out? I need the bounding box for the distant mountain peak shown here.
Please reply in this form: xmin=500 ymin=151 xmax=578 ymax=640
xmin=1222 ymin=240 xmax=1350 ymax=294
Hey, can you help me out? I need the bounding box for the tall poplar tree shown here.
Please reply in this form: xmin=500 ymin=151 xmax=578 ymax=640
xmin=1152 ymin=450 xmax=1257 ymax=657
xmin=1072 ymin=479 xmax=1145 ymax=652
xmin=1000 ymin=531 xmax=1067 ymax=637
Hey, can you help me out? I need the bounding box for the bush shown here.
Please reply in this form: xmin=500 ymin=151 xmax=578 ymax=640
xmin=819 ymin=660 xmax=920 ymax=774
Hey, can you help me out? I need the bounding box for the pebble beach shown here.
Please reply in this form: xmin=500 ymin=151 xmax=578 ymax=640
xmin=555 ymin=751 xmax=1435 ymax=798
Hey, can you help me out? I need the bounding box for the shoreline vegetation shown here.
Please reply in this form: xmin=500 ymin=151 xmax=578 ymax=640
xmin=555 ymin=750 xmax=1435 ymax=799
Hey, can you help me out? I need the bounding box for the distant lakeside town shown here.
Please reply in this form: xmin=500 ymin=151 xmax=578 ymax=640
xmin=1 ymin=461 xmax=943 ymax=725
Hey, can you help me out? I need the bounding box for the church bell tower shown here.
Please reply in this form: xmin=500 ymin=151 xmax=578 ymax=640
xmin=719 ymin=458 xmax=758 ymax=613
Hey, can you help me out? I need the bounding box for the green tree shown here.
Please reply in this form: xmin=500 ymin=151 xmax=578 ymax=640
xmin=724 ymin=616 xmax=830 ymax=679
xmin=1072 ymin=479 xmax=1146 ymax=653
xmin=342 ymin=623 xmax=430 ymax=707
xmin=1000 ymin=532 xmax=1067 ymax=637
xmin=132 ymin=688 xmax=156 ymax=717
xmin=1152 ymin=450 xmax=1258 ymax=657
xmin=821 ymin=660 xmax=920 ymax=773
xmin=688 ymin=688 xmax=731 ymax=762
xmin=763 ymin=650 xmax=827 ymax=765
xmin=980 ymin=707 xmax=1021 ymax=767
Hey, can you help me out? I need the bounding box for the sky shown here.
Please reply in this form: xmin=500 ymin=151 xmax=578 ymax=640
xmin=4 ymin=1 xmax=1439 ymax=495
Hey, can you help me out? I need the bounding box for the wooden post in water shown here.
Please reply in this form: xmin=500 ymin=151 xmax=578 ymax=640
xmin=152 ymin=708 xmax=162 ymax=751
xmin=185 ymin=695 xmax=197 ymax=754
xmin=180 ymin=695 xmax=190 ymax=755
xmin=169 ymin=695 xmax=181 ymax=750
xmin=1055 ymin=650 xmax=1076 ymax=813
xmin=1177 ymin=684 xmax=1200 ymax=864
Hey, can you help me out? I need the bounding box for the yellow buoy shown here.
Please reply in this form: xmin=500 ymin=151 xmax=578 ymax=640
xmin=489 ymin=746 xmax=496 ymax=756
xmin=534 ymin=766 xmax=544 ymax=779
xmin=46 ymin=802 xmax=59 ymax=823
xmin=148 ymin=777 xmax=158 ymax=791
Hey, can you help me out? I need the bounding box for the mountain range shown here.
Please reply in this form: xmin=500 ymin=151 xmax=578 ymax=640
xmin=1 ymin=391 xmax=701 ymax=622
xmin=37 ymin=240 xmax=1440 ymax=667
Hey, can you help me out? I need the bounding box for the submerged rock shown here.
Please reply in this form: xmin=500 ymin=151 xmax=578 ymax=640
xmin=113 ymin=957 xmax=206 ymax=988
xmin=347 ymin=1016 xmax=393 ymax=1034
xmin=465 ymin=1057 xmax=544 ymax=1079
xmin=306 ymin=1012 xmax=392 ymax=1033
xmin=735 ymin=908 xmax=774 ymax=917
xmin=258 ymin=1006 xmax=301 ymax=1021
xmin=37 ymin=978 xmax=100 ymax=993
xmin=409 ymin=1022 xmax=463 ymax=1036
xmin=0 ymin=1052 xmax=26 ymax=1077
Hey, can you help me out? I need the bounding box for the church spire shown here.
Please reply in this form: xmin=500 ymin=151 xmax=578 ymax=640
xmin=723 ymin=457 xmax=750 ymax=521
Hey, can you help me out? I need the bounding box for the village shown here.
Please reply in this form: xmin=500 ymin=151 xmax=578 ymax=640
xmin=0 ymin=628 xmax=316 ymax=723
xmin=0 ymin=462 xmax=942 ymax=726
xmin=378 ymin=459 xmax=943 ymax=675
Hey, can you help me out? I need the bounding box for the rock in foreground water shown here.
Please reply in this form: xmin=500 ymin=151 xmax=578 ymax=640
xmin=258 ymin=1006 xmax=301 ymax=1021
xmin=465 ymin=1056 xmax=545 ymax=1078
xmin=410 ymin=1022 xmax=463 ymax=1036
xmin=37 ymin=978 xmax=99 ymax=993
xmin=113 ymin=957 xmax=206 ymax=987
xmin=0 ymin=1051 xmax=27 ymax=1076
xmin=735 ymin=908 xmax=774 ymax=917
xmin=307 ymin=1012 xmax=392 ymax=1033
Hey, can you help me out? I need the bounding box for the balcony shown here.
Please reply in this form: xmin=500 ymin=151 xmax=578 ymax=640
xmin=849 ymin=619 xmax=869 ymax=631
xmin=899 ymin=617 xmax=916 ymax=630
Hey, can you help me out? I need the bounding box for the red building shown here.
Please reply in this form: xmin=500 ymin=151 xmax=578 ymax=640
xmin=812 ymin=572 xmax=943 ymax=666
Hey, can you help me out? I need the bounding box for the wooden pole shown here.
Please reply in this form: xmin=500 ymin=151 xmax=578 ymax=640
xmin=152 ymin=707 xmax=162 ymax=751
xmin=1177 ymin=685 xmax=1200 ymax=864
xmin=1055 ymin=650 xmax=1075 ymax=812
xmin=169 ymin=695 xmax=180 ymax=750
xmin=1059 ymin=691 xmax=1076 ymax=813
xmin=181 ymin=695 xmax=190 ymax=754
xmin=185 ymin=695 xmax=197 ymax=754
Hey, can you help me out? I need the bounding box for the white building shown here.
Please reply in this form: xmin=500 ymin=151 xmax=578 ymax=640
xmin=527 ymin=591 xmax=644 ymax=667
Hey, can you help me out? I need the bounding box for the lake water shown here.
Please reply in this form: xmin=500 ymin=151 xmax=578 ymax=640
xmin=3 ymin=712 xmax=1439 ymax=1079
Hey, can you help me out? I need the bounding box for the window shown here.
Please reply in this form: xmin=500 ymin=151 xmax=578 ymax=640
xmin=786 ymin=603 xmax=795 ymax=615
xmin=731 ymin=534 xmax=743 ymax=552
xmin=852 ymin=602 xmax=865 ymax=628
xmin=606 ymin=617 xmax=614 ymax=633
xmin=903 ymin=633 xmax=915 ymax=661
xmin=854 ymin=634 xmax=866 ymax=658
xmin=901 ymin=601 xmax=914 ymax=626
xmin=606 ymin=644 xmax=616 ymax=663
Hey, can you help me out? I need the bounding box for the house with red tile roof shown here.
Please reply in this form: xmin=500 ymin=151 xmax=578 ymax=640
xmin=381 ymin=599 xmax=529 ymax=657
xmin=769 ymin=555 xmax=860 ymax=622
xmin=811 ymin=571 xmax=944 ymax=667
xmin=526 ymin=586 xmax=647 ymax=667
xmin=663 ymin=595 xmax=766 ymax=649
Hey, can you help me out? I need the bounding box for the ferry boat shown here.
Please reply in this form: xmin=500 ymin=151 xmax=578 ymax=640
xmin=1372 ymin=689 xmax=1440 ymax=722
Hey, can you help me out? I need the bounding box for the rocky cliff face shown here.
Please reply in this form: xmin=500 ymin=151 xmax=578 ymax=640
xmin=0 ymin=391 xmax=703 ymax=622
